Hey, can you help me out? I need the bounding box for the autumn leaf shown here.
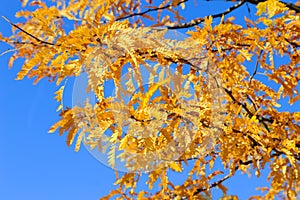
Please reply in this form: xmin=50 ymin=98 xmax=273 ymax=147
xmin=1 ymin=0 xmax=300 ymax=199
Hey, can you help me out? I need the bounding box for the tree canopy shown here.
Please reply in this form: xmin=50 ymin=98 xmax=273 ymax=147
xmin=0 ymin=0 xmax=299 ymax=199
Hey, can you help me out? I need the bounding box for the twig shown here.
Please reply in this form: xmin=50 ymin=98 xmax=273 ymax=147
xmin=2 ymin=16 xmax=57 ymax=46
xmin=167 ymin=0 xmax=299 ymax=29
xmin=168 ymin=1 xmax=246 ymax=29
xmin=250 ymin=59 xmax=259 ymax=83
xmin=245 ymin=0 xmax=300 ymax=13
xmin=250 ymin=50 xmax=262 ymax=83
xmin=246 ymin=94 xmax=258 ymax=111
xmin=282 ymin=1 xmax=300 ymax=13
xmin=133 ymin=48 xmax=203 ymax=71
xmin=0 ymin=48 xmax=17 ymax=57
xmin=224 ymin=88 xmax=272 ymax=132
xmin=115 ymin=0 xmax=188 ymax=21
xmin=211 ymin=43 xmax=251 ymax=52
xmin=192 ymin=152 xmax=282 ymax=196
xmin=193 ymin=172 xmax=233 ymax=196
xmin=284 ymin=38 xmax=300 ymax=48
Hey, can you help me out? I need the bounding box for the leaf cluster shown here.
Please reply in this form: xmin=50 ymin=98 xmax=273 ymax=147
xmin=1 ymin=0 xmax=299 ymax=199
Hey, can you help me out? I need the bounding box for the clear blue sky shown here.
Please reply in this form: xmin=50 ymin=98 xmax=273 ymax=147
xmin=0 ymin=1 xmax=298 ymax=200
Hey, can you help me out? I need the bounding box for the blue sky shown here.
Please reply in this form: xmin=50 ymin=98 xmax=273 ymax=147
xmin=0 ymin=1 xmax=297 ymax=199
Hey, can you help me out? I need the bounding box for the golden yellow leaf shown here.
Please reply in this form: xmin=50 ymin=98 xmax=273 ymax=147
xmin=169 ymin=161 xmax=182 ymax=172
xmin=3 ymin=1 xmax=300 ymax=199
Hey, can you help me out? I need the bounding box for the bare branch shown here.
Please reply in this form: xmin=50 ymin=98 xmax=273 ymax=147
xmin=1 ymin=16 xmax=57 ymax=46
xmin=250 ymin=50 xmax=263 ymax=83
xmin=168 ymin=1 xmax=246 ymax=29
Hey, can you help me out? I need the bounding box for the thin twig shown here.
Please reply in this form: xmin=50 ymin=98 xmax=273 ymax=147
xmin=247 ymin=94 xmax=258 ymax=111
xmin=168 ymin=1 xmax=246 ymax=29
xmin=192 ymin=152 xmax=282 ymax=196
xmin=1 ymin=16 xmax=57 ymax=46
xmin=115 ymin=0 xmax=188 ymax=21
xmin=250 ymin=50 xmax=262 ymax=83
xmin=245 ymin=0 xmax=300 ymax=13
xmin=193 ymin=173 xmax=233 ymax=196
xmin=224 ymin=88 xmax=272 ymax=132
xmin=0 ymin=48 xmax=17 ymax=57
xmin=284 ymin=38 xmax=300 ymax=48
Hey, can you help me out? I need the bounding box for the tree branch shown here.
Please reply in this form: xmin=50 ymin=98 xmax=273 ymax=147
xmin=284 ymin=38 xmax=300 ymax=48
xmin=250 ymin=50 xmax=262 ymax=83
xmin=193 ymin=172 xmax=234 ymax=196
xmin=245 ymin=0 xmax=300 ymax=13
xmin=167 ymin=1 xmax=246 ymax=29
xmin=223 ymin=88 xmax=273 ymax=131
xmin=127 ymin=48 xmax=300 ymax=163
xmin=1 ymin=16 xmax=57 ymax=46
xmin=167 ymin=0 xmax=299 ymax=29
xmin=192 ymin=152 xmax=282 ymax=196
xmin=115 ymin=0 xmax=189 ymax=21
xmin=282 ymin=1 xmax=300 ymax=13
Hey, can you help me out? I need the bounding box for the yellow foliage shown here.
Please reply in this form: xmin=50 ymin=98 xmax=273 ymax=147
xmin=1 ymin=0 xmax=300 ymax=199
xmin=256 ymin=0 xmax=288 ymax=18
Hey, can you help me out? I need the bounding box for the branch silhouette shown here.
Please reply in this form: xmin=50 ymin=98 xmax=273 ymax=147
xmin=168 ymin=1 xmax=246 ymax=29
xmin=115 ymin=0 xmax=189 ymax=21
xmin=115 ymin=0 xmax=300 ymax=29
xmin=1 ymin=16 xmax=57 ymax=46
